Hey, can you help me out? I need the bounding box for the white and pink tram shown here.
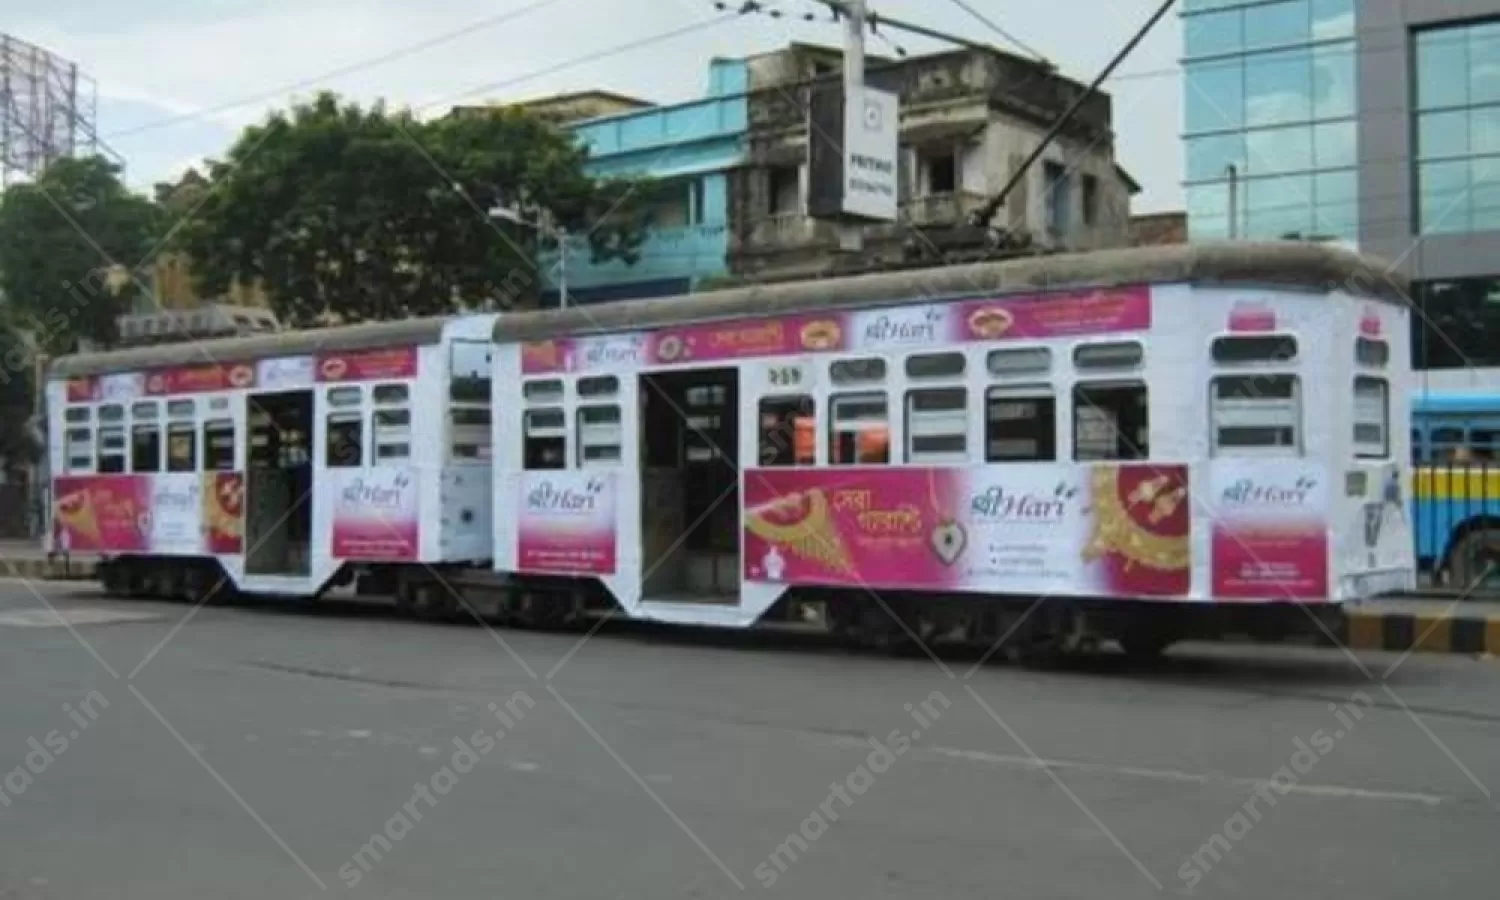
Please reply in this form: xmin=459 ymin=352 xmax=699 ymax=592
xmin=487 ymin=242 xmax=1418 ymax=655
xmin=46 ymin=314 xmax=498 ymax=607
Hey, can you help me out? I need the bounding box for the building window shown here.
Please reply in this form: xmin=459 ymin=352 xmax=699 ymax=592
xmin=919 ymin=147 xmax=957 ymax=194
xmin=769 ymin=165 xmax=800 ymax=215
xmin=1413 ymin=277 xmax=1500 ymax=369
xmin=1414 ymin=21 xmax=1500 ymax=234
xmin=1043 ymin=161 xmax=1069 ymax=233
xmin=1082 ymin=175 xmax=1099 ymax=226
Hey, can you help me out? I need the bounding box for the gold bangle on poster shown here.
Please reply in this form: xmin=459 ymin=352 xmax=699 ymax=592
xmin=745 ymin=489 xmax=854 ymax=573
xmin=1083 ymin=467 xmax=1189 ymax=572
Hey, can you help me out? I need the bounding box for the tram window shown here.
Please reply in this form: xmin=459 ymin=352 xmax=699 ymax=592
xmin=905 ymin=352 xmax=966 ymax=380
xmin=167 ymin=423 xmax=196 ymax=472
xmin=523 ymin=408 xmax=566 ymax=470
xmin=577 ymin=405 xmax=622 ymax=467
xmin=326 ymin=412 xmax=364 ymax=467
xmin=373 ymin=383 xmax=409 ymax=405
xmin=327 ymin=387 xmax=362 ymax=407
xmin=987 ymin=347 xmax=1051 ymax=377
xmin=449 ymin=407 xmax=492 ymax=461
xmin=1471 ymin=429 xmax=1500 ymax=459
xmin=759 ymin=396 xmax=816 ymax=467
xmin=986 ymin=388 xmax=1057 ymax=462
xmin=1211 ymin=375 xmax=1301 ymax=455
xmin=208 ymin=397 xmax=230 ymax=411
xmin=905 ymin=388 xmax=968 ymax=463
xmin=204 ymin=420 xmax=236 ymax=470
xmin=829 ymin=392 xmax=889 ymax=465
xmin=65 ymin=427 xmax=93 ymax=472
xmin=131 ymin=401 xmax=159 ymax=421
xmin=830 ymin=358 xmax=887 ymax=385
xmin=523 ymin=379 xmax=564 ymax=404
xmin=64 ymin=407 xmax=91 ymax=423
xmin=1210 ymin=335 xmax=1298 ymax=364
xmin=1355 ymin=338 xmax=1389 ymax=368
xmin=577 ymin=375 xmax=620 ymax=397
xmin=373 ymin=409 xmax=410 ymax=461
xmin=131 ymin=424 xmax=162 ymax=472
xmin=99 ymin=404 xmax=124 ymax=423
xmin=1074 ymin=342 xmax=1144 ymax=371
xmin=1073 ymin=382 xmax=1148 ymax=461
xmin=97 ymin=425 xmax=126 ymax=473
xmin=1353 ymin=377 xmax=1389 ymax=459
xmin=167 ymin=399 xmax=196 ymax=419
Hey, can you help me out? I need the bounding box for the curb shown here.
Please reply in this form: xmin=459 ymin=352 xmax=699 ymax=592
xmin=1342 ymin=609 xmax=1500 ymax=656
xmin=0 ymin=556 xmax=99 ymax=582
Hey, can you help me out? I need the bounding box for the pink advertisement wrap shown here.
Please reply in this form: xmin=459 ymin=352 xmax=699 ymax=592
xmin=517 ymin=472 xmax=617 ymax=575
xmin=742 ymin=463 xmax=1189 ymax=598
xmin=330 ymin=468 xmax=420 ymax=560
xmin=1209 ymin=462 xmax=1329 ymax=600
xmin=52 ymin=475 xmax=152 ymax=553
xmin=521 ymin=286 xmax=1151 ymax=374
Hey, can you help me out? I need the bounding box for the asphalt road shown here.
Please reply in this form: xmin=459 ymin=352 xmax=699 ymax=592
xmin=1 ymin=579 xmax=1497 ymax=900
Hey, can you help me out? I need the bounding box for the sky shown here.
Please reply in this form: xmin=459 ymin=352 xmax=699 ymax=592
xmin=3 ymin=0 xmax=1186 ymax=212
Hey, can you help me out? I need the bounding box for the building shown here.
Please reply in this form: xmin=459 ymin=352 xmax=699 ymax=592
xmin=1129 ymin=211 xmax=1188 ymax=246
xmin=1181 ymin=0 xmax=1500 ymax=378
xmin=452 ymin=90 xmax=654 ymax=127
xmin=727 ymin=43 xmax=1138 ymax=282
xmin=526 ymin=61 xmax=749 ymax=306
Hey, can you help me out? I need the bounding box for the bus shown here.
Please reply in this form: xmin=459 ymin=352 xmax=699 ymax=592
xmin=1411 ymin=391 xmax=1500 ymax=588
xmin=488 ymin=241 xmax=1416 ymax=659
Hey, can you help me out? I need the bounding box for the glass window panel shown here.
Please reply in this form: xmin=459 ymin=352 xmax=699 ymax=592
xmin=1313 ymin=120 xmax=1356 ymax=168
xmin=1472 ymin=106 xmax=1500 ymax=156
xmin=1185 ymin=60 xmax=1245 ymax=133
xmin=1244 ymin=0 xmax=1309 ymax=50
xmin=1472 ymin=156 xmax=1500 ymax=231
xmin=1310 ymin=0 xmax=1354 ymax=40
xmin=1314 ymin=170 xmax=1357 ymax=238
xmin=1247 ymin=173 xmax=1314 ymax=238
xmin=1186 ymin=133 xmax=1247 ymax=181
xmin=1246 ymin=124 xmax=1313 ymax=174
xmin=1246 ymin=49 xmax=1311 ymax=127
xmin=1186 ymin=182 xmax=1231 ymax=239
xmin=1311 ymin=42 xmax=1355 ymax=119
xmin=1183 ymin=0 xmax=1240 ymax=11
xmin=1185 ymin=8 xmax=1245 ymax=59
xmin=1419 ymin=160 xmax=1471 ymax=234
xmin=1415 ymin=29 xmax=1470 ymax=110
xmin=1470 ymin=22 xmax=1500 ymax=106
xmin=1418 ymin=109 xmax=1470 ymax=160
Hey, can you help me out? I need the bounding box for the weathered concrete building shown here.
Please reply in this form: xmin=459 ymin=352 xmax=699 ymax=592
xmin=727 ymin=43 xmax=1139 ymax=282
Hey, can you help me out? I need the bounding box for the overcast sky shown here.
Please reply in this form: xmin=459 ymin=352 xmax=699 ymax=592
xmin=5 ymin=0 xmax=1185 ymax=212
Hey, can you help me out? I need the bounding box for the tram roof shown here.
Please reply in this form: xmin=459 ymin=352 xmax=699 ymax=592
xmin=49 ymin=315 xmax=452 ymax=380
xmin=492 ymin=241 xmax=1412 ymax=344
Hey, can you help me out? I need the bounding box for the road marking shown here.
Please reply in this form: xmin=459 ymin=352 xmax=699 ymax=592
xmin=829 ymin=737 xmax=1445 ymax=806
xmin=0 ymin=607 xmax=162 ymax=628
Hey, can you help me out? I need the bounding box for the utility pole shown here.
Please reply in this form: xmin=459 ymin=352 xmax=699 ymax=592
xmin=838 ymin=0 xmax=868 ymax=253
xmin=1226 ymin=163 xmax=1239 ymax=240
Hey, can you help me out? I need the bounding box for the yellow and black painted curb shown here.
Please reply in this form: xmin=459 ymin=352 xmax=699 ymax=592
xmin=1340 ymin=609 xmax=1500 ymax=655
xmin=0 ymin=556 xmax=98 ymax=582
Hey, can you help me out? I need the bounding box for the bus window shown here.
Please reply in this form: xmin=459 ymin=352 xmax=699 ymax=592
xmin=830 ymin=393 xmax=889 ymax=465
xmin=523 ymin=379 xmax=565 ymax=404
xmin=449 ymin=407 xmax=491 ymax=462
xmin=167 ymin=423 xmax=196 ymax=472
xmin=167 ymin=399 xmax=196 ymax=419
xmin=1074 ymin=341 xmax=1144 ymax=371
xmin=577 ymin=375 xmax=620 ymax=398
xmin=905 ymin=352 xmax=966 ymax=380
xmin=65 ymin=427 xmax=93 ymax=473
xmin=204 ymin=420 xmax=235 ymax=470
xmin=905 ymin=387 xmax=967 ymax=464
xmin=1469 ymin=429 xmax=1499 ymax=460
xmin=1073 ymin=382 xmax=1148 ymax=461
xmin=97 ymin=423 xmax=126 ymax=474
xmin=1210 ymin=335 xmax=1298 ymax=364
xmin=1210 ymin=374 xmax=1301 ymax=455
xmin=577 ymin=405 xmax=622 ymax=467
xmin=131 ymin=422 xmax=161 ymax=472
xmin=758 ymin=396 xmax=815 ymax=467
xmin=987 ymin=347 xmax=1051 ymax=377
xmin=374 ymin=409 xmax=410 ymax=461
xmin=523 ymin=408 xmax=566 ymax=470
xmin=1411 ymin=428 xmax=1426 ymax=464
xmin=326 ymin=412 xmax=364 ymax=467
xmin=64 ymin=407 xmax=91 ymax=424
xmin=1353 ymin=377 xmax=1389 ymax=459
xmin=1355 ymin=338 xmax=1389 ymax=368
xmin=986 ymin=388 xmax=1056 ymax=462
xmin=830 ymin=358 xmax=887 ymax=385
xmin=1431 ymin=427 xmax=1466 ymax=460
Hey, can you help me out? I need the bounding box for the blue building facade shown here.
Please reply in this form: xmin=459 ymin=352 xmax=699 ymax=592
xmin=1181 ymin=0 xmax=1358 ymax=242
xmin=537 ymin=60 xmax=748 ymax=307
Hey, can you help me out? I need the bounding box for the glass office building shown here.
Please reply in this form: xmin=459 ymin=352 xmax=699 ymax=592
xmin=1413 ymin=22 xmax=1500 ymax=236
xmin=1181 ymin=0 xmax=1358 ymax=242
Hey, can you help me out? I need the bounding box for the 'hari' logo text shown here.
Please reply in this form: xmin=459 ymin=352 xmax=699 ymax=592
xmin=343 ymin=475 xmax=411 ymax=509
xmin=526 ymin=478 xmax=604 ymax=513
xmin=1220 ymin=476 xmax=1316 ymax=507
xmin=969 ymin=482 xmax=1077 ymax=522
xmin=861 ymin=308 xmax=943 ymax=346
xmin=580 ymin=336 xmax=645 ymax=369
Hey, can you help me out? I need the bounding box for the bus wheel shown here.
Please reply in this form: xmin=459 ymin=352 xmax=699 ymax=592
xmin=1447 ymin=529 xmax=1500 ymax=592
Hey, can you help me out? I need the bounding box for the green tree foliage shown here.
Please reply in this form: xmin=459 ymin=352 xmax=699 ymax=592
xmin=181 ymin=92 xmax=651 ymax=326
xmin=0 ymin=155 xmax=164 ymax=354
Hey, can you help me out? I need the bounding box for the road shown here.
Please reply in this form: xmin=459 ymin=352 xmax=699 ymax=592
xmin=0 ymin=579 xmax=1496 ymax=900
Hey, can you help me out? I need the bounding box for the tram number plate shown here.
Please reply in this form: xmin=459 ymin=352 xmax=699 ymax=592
xmin=767 ymin=365 xmax=807 ymax=388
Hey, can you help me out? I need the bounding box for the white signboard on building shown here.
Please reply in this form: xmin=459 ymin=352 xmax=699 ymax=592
xmin=841 ymin=86 xmax=899 ymax=221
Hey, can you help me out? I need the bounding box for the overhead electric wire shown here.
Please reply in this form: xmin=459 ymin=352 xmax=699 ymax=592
xmin=943 ymin=0 xmax=1049 ymax=63
xmin=103 ymin=0 xmax=569 ymax=141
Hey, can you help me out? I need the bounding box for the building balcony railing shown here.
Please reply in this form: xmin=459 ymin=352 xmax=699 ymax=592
xmin=901 ymin=190 xmax=991 ymax=227
xmin=739 ymin=191 xmax=992 ymax=253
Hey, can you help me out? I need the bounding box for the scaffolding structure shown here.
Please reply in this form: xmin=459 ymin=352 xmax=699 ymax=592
xmin=0 ymin=33 xmax=111 ymax=186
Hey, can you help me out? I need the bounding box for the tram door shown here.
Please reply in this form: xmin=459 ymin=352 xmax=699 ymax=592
xmin=244 ymin=391 xmax=314 ymax=576
xmin=639 ymin=368 xmax=740 ymax=602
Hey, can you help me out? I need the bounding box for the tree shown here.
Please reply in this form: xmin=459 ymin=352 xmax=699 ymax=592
xmin=0 ymin=155 xmax=165 ymax=354
xmin=181 ymin=92 xmax=651 ymax=326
